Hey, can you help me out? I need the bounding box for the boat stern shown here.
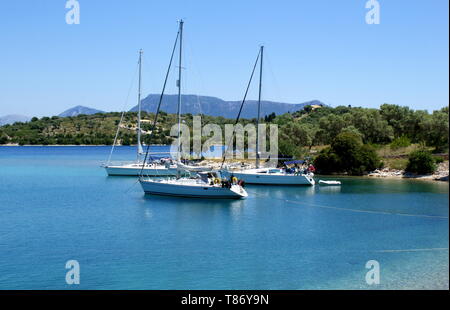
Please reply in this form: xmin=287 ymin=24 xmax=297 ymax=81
xmin=231 ymin=185 xmax=248 ymax=199
xmin=306 ymin=174 xmax=316 ymax=185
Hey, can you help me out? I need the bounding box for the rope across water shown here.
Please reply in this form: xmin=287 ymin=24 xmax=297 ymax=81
xmin=245 ymin=189 xmax=449 ymax=220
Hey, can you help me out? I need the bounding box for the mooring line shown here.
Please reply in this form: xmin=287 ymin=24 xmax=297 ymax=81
xmin=375 ymin=248 xmax=449 ymax=253
xmin=125 ymin=179 xmax=140 ymax=193
xmin=245 ymin=189 xmax=449 ymax=220
xmin=237 ymin=248 xmax=449 ymax=254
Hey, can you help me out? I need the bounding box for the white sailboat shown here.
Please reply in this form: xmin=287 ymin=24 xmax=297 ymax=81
xmin=221 ymin=46 xmax=315 ymax=186
xmin=105 ymin=160 xmax=178 ymax=176
xmin=224 ymin=167 xmax=315 ymax=185
xmin=176 ymin=161 xmax=213 ymax=172
xmin=141 ymin=171 xmax=248 ymax=199
xmin=139 ymin=20 xmax=247 ymax=199
xmin=104 ymin=49 xmax=178 ymax=176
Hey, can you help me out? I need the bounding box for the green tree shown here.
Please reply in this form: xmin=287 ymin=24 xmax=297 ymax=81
xmin=405 ymin=150 xmax=436 ymax=174
xmin=419 ymin=107 xmax=449 ymax=152
xmin=303 ymin=105 xmax=313 ymax=113
xmin=379 ymin=104 xmax=411 ymax=138
xmin=390 ymin=136 xmax=411 ymax=150
xmin=340 ymin=125 xmax=363 ymax=141
xmin=278 ymin=122 xmax=316 ymax=158
xmin=0 ymin=132 xmax=9 ymax=144
xmin=351 ymin=108 xmax=393 ymax=143
xmin=314 ymin=132 xmax=381 ymax=175
xmin=316 ymin=114 xmax=349 ymax=144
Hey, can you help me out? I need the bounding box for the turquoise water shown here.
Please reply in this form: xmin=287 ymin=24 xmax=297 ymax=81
xmin=0 ymin=146 xmax=448 ymax=289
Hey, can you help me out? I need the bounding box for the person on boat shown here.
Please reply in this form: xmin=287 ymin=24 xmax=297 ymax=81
xmin=231 ymin=175 xmax=238 ymax=185
xmin=308 ymin=164 xmax=316 ymax=173
xmin=222 ymin=179 xmax=231 ymax=188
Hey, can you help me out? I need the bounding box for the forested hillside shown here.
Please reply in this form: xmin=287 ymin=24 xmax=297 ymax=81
xmin=1 ymin=105 xmax=448 ymax=158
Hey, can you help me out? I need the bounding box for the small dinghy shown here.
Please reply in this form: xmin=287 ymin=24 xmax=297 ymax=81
xmin=319 ymin=180 xmax=341 ymax=186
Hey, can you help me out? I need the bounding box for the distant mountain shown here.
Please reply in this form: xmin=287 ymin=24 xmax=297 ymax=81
xmin=0 ymin=114 xmax=31 ymax=126
xmin=59 ymin=105 xmax=104 ymax=117
xmin=130 ymin=94 xmax=325 ymax=119
xmin=55 ymin=96 xmax=325 ymax=119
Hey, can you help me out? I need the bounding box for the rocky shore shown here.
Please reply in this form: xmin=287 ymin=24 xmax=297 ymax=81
xmin=368 ymin=161 xmax=449 ymax=181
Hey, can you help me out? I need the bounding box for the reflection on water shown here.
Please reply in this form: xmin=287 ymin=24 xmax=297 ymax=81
xmin=246 ymin=184 xmax=316 ymax=200
xmin=141 ymin=194 xmax=246 ymax=222
xmin=142 ymin=194 xmax=246 ymax=208
xmin=318 ymin=176 xmax=449 ymax=194
xmin=317 ymin=185 xmax=342 ymax=194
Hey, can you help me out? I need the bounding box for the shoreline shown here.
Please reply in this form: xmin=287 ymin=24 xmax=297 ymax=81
xmin=365 ymin=162 xmax=449 ymax=182
xmin=366 ymin=174 xmax=449 ymax=182
xmin=0 ymin=144 xmax=169 ymax=147
xmin=2 ymin=144 xmax=448 ymax=182
xmin=316 ymin=174 xmax=449 ymax=182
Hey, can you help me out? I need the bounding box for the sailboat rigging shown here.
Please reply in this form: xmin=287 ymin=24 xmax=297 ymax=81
xmin=103 ymin=48 xmax=178 ymax=176
xmin=136 ymin=49 xmax=144 ymax=157
xmin=139 ymin=20 xmax=247 ymax=199
xmin=221 ymin=46 xmax=315 ymax=186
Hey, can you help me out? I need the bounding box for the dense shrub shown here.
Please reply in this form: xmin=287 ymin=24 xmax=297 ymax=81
xmin=314 ymin=132 xmax=381 ymax=175
xmin=313 ymin=148 xmax=340 ymax=174
xmin=405 ymin=150 xmax=436 ymax=174
xmin=0 ymin=134 xmax=9 ymax=144
xmin=434 ymin=156 xmax=444 ymax=164
xmin=390 ymin=136 xmax=411 ymax=149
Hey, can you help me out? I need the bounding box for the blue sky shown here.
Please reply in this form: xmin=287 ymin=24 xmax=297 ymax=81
xmin=0 ymin=0 xmax=448 ymax=117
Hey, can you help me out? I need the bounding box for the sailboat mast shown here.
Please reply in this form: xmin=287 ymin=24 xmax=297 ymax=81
xmin=137 ymin=49 xmax=143 ymax=161
xmin=177 ymin=20 xmax=184 ymax=162
xmin=256 ymin=45 xmax=263 ymax=168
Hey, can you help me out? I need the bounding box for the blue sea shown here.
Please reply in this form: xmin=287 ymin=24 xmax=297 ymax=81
xmin=0 ymin=146 xmax=448 ymax=289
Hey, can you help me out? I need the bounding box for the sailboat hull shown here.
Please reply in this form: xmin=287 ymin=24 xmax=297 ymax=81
xmin=222 ymin=169 xmax=315 ymax=185
xmin=104 ymin=164 xmax=178 ymax=176
xmin=177 ymin=162 xmax=213 ymax=172
xmin=140 ymin=179 xmax=248 ymax=199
